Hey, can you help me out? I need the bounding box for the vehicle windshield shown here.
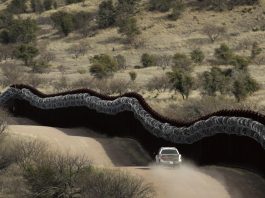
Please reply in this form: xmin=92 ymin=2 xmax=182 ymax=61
xmin=161 ymin=149 xmax=178 ymax=155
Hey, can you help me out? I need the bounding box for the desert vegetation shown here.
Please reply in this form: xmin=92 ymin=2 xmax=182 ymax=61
xmin=0 ymin=0 xmax=263 ymax=116
xmin=0 ymin=110 xmax=154 ymax=197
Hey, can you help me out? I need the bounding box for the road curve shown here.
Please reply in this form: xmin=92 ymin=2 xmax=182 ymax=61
xmin=7 ymin=124 xmax=265 ymax=198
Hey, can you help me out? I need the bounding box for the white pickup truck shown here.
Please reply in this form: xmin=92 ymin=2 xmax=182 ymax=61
xmin=155 ymin=147 xmax=182 ymax=166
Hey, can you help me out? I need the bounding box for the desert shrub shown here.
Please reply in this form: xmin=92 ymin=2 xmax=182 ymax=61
xmin=230 ymin=55 xmax=250 ymax=71
xmin=51 ymin=11 xmax=74 ymax=36
xmin=251 ymin=42 xmax=262 ymax=60
xmin=214 ymin=43 xmax=234 ymax=64
xmin=7 ymin=0 xmax=27 ymax=14
xmin=0 ymin=44 xmax=16 ymax=61
xmin=202 ymin=24 xmax=226 ymax=43
xmin=53 ymin=74 xmax=70 ymax=92
xmin=67 ymin=43 xmax=89 ymax=59
xmin=40 ymin=51 xmax=55 ymax=63
xmin=149 ymin=0 xmax=175 ymax=12
xmin=172 ymin=53 xmax=193 ymax=72
xmin=89 ymin=54 xmax=118 ymax=79
xmin=0 ymin=164 xmax=30 ymax=197
xmin=118 ymin=17 xmax=141 ymax=44
xmin=65 ymin=0 xmax=84 ymax=5
xmin=31 ymin=59 xmax=50 ymax=73
xmin=0 ymin=63 xmax=27 ymax=86
xmin=163 ymin=96 xmax=247 ymax=121
xmin=190 ymin=48 xmax=205 ymax=64
xmin=0 ymin=11 xmax=13 ymax=29
xmin=232 ymin=72 xmax=259 ymax=102
xmin=14 ymin=44 xmax=39 ymax=66
xmin=141 ymin=53 xmax=157 ymax=67
xmin=145 ymin=74 xmax=170 ymax=92
xmin=90 ymin=78 xmax=129 ymax=95
xmin=198 ymin=0 xmax=258 ymax=11
xmin=167 ymin=69 xmax=193 ymax=99
xmin=23 ymin=153 xmax=89 ymax=197
xmin=115 ymin=0 xmax=140 ymax=22
xmin=168 ymin=1 xmax=186 ymax=20
xmin=115 ymin=54 xmax=127 ymax=69
xmin=71 ymin=77 xmax=93 ymax=89
xmin=107 ymin=78 xmax=130 ymax=95
xmin=129 ymin=71 xmax=137 ymax=81
xmin=25 ymin=73 xmax=45 ymax=87
xmin=78 ymin=168 xmax=154 ymax=198
xmin=0 ymin=18 xmax=38 ymax=44
xmin=51 ymin=11 xmax=91 ymax=36
xmin=200 ymin=67 xmax=232 ymax=96
xmin=72 ymin=11 xmax=92 ymax=30
xmin=31 ymin=0 xmax=44 ymax=13
xmin=97 ymin=0 xmax=116 ymax=28
xmin=43 ymin=0 xmax=54 ymax=10
xmin=156 ymin=55 xmax=172 ymax=69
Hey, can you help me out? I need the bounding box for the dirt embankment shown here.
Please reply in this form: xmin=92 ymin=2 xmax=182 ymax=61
xmin=7 ymin=124 xmax=265 ymax=198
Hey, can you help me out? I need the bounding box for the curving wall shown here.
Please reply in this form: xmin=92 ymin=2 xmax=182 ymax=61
xmin=1 ymin=85 xmax=265 ymax=175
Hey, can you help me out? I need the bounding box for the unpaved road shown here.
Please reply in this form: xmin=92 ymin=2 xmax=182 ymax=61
xmin=7 ymin=124 xmax=265 ymax=198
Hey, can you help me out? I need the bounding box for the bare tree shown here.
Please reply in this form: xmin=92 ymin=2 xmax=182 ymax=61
xmin=67 ymin=43 xmax=90 ymax=59
xmin=0 ymin=63 xmax=27 ymax=86
xmin=156 ymin=55 xmax=172 ymax=70
xmin=0 ymin=44 xmax=15 ymax=61
xmin=145 ymin=74 xmax=171 ymax=93
xmin=202 ymin=24 xmax=226 ymax=43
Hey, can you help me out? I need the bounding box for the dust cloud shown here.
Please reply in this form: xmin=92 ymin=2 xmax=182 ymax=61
xmin=148 ymin=162 xmax=233 ymax=198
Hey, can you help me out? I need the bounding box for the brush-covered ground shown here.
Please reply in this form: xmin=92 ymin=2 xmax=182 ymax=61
xmin=0 ymin=0 xmax=265 ymax=120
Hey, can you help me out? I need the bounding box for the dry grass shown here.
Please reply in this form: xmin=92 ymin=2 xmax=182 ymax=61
xmin=0 ymin=0 xmax=264 ymax=108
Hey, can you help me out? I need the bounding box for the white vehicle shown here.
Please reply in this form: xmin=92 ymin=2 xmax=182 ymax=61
xmin=155 ymin=147 xmax=182 ymax=165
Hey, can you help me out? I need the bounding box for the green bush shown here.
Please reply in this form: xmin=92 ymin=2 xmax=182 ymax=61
xmin=14 ymin=44 xmax=39 ymax=66
xmin=51 ymin=11 xmax=91 ymax=36
xmin=190 ymin=48 xmax=205 ymax=64
xmin=230 ymin=55 xmax=250 ymax=71
xmin=78 ymin=168 xmax=154 ymax=198
xmin=0 ymin=18 xmax=38 ymax=44
xmin=89 ymin=54 xmax=118 ymax=79
xmin=31 ymin=0 xmax=44 ymax=13
xmin=118 ymin=17 xmax=141 ymax=43
xmin=172 ymin=53 xmax=192 ymax=71
xmin=233 ymin=72 xmax=259 ymax=102
xmin=198 ymin=0 xmax=258 ymax=11
xmin=167 ymin=69 xmax=193 ymax=99
xmin=168 ymin=1 xmax=185 ymax=20
xmin=200 ymin=67 xmax=232 ymax=96
xmin=51 ymin=11 xmax=74 ymax=36
xmin=0 ymin=11 xmax=13 ymax=29
xmin=129 ymin=71 xmax=137 ymax=81
xmin=115 ymin=0 xmax=140 ymax=24
xmin=149 ymin=0 xmax=175 ymax=12
xmin=65 ymin=0 xmax=84 ymax=5
xmin=115 ymin=54 xmax=127 ymax=69
xmin=141 ymin=53 xmax=157 ymax=67
xmin=43 ymin=0 xmax=54 ymax=10
xmin=7 ymin=0 xmax=27 ymax=14
xmin=97 ymin=0 xmax=116 ymax=28
xmin=214 ymin=43 xmax=234 ymax=65
xmin=72 ymin=11 xmax=92 ymax=30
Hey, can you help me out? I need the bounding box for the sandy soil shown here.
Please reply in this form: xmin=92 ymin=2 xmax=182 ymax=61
xmin=8 ymin=125 xmax=151 ymax=167
xmin=7 ymin=124 xmax=265 ymax=198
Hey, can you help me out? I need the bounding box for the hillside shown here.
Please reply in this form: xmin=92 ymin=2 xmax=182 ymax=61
xmin=0 ymin=0 xmax=265 ymax=118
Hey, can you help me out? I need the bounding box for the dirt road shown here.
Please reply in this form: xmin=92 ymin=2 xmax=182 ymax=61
xmin=7 ymin=124 xmax=265 ymax=198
